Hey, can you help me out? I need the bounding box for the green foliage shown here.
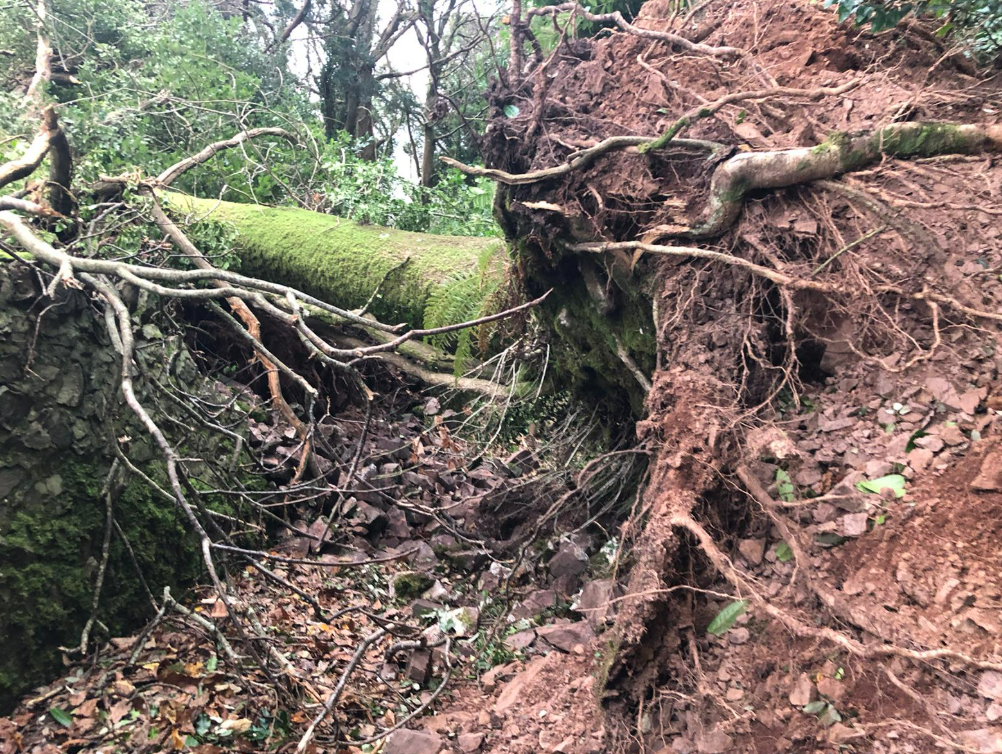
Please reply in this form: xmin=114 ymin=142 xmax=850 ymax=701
xmin=315 ymin=133 xmax=496 ymax=236
xmin=826 ymin=0 xmax=1002 ymax=57
xmin=706 ymin=600 xmax=748 ymax=636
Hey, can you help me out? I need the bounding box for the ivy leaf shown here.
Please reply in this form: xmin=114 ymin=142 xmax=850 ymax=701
xmin=775 ymin=542 xmax=794 ymax=562
xmin=775 ymin=468 xmax=796 ymax=502
xmin=855 ymin=474 xmax=906 ymax=498
xmin=48 ymin=707 xmax=73 ymax=727
xmin=706 ymin=600 xmax=747 ymax=636
xmin=502 ymin=104 xmax=520 ymax=118
xmin=816 ymin=532 xmax=847 ymax=547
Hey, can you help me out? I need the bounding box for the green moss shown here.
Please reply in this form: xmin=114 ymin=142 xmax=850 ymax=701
xmin=592 ymin=635 xmax=622 ymax=698
xmin=875 ymin=122 xmax=964 ymax=157
xmin=0 ymin=461 xmax=203 ymax=708
xmin=391 ymin=571 xmax=434 ymax=601
xmin=164 ymin=193 xmax=507 ymax=328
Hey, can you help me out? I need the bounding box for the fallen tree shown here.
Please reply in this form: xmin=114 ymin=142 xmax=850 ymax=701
xmin=441 ymin=0 xmax=1002 ymax=749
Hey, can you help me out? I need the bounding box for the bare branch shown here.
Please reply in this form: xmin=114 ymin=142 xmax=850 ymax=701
xmin=155 ymin=128 xmax=298 ymax=187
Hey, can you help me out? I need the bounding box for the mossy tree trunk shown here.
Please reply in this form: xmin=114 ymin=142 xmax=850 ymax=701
xmin=167 ymin=194 xmax=508 ymax=331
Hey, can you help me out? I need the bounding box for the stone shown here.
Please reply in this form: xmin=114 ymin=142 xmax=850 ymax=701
xmin=411 ymin=599 xmax=444 ymax=618
xmin=504 ymin=629 xmax=536 ymax=651
xmin=548 ymin=541 xmax=589 ymax=579
xmin=959 ymin=389 xmax=985 ymax=415
xmin=977 ymin=671 xmax=1002 ymax=701
xmin=914 ymin=435 xmax=945 ymax=453
xmin=393 ymin=572 xmax=435 ymax=601
xmin=724 ymin=686 xmax=744 ymax=702
xmin=816 ymin=676 xmax=846 ymax=702
xmin=536 ymin=621 xmax=594 ymax=653
xmin=575 ymin=579 xmax=620 ymax=628
xmin=407 ymin=649 xmax=433 ymax=684
xmin=908 ymin=447 xmax=935 ymax=472
xmin=696 ymin=728 xmax=733 ymax=754
xmin=789 ymin=673 xmax=817 ymax=706
xmin=940 ymin=424 xmax=966 ymax=445
xmin=348 ymin=500 xmax=388 ymax=534
xmin=495 ymin=656 xmax=551 ymax=714
xmin=737 ymin=538 xmax=766 ymax=565
xmin=727 ymin=627 xmax=750 ymax=645
xmin=384 ymin=729 xmax=444 ymax=754
xmin=925 ymin=377 xmax=962 ymax=410
xmin=457 ymin=732 xmax=485 ymax=752
xmin=971 ymin=449 xmax=1002 ymax=492
xmin=408 ymin=541 xmax=439 ymax=569
xmin=839 ymin=512 xmax=869 ymax=537
xmin=511 ymin=589 xmax=557 ymax=620
xmin=958 ymin=728 xmax=1002 ymax=753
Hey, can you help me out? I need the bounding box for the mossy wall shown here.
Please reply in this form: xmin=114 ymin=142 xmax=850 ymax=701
xmin=165 ymin=193 xmax=508 ymax=329
xmin=0 ymin=263 xmax=208 ymax=712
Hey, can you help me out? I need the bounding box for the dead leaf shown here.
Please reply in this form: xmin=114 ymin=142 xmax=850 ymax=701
xmin=218 ymin=717 xmax=253 ymax=734
xmin=170 ymin=729 xmax=186 ymax=750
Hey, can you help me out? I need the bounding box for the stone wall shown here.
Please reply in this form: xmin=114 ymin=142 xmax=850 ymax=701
xmin=0 ymin=262 xmax=209 ymax=711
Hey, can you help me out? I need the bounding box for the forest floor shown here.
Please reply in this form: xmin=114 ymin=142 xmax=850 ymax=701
xmin=1 ymin=363 xmax=1000 ymax=754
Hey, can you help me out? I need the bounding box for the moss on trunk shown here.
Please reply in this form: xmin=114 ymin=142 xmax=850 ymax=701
xmin=165 ymin=194 xmax=509 ymax=329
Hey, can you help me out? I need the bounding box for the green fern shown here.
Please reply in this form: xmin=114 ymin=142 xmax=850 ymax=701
xmin=423 ymin=245 xmax=505 ymax=375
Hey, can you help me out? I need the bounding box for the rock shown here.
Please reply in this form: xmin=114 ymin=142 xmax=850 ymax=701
xmin=548 ymin=541 xmax=589 ymax=579
xmin=789 ymin=673 xmax=817 ymax=706
xmin=408 ymin=541 xmax=439 ymax=569
xmin=349 ymin=500 xmax=389 ymax=534
xmin=958 ymin=728 xmax=1002 ymax=753
xmin=536 ymin=621 xmax=594 ymax=652
xmin=384 ymin=729 xmax=444 ymax=754
xmin=839 ymin=512 xmax=869 ymax=537
xmin=737 ymin=538 xmax=766 ymax=565
xmin=940 ymin=424 xmax=967 ymax=446
xmin=816 ymin=676 xmax=846 ymax=702
xmin=574 ymin=579 xmax=620 ymax=628
xmin=959 ymin=389 xmax=985 ymax=415
xmin=727 ymin=627 xmax=750 ymax=645
xmin=926 ymin=377 xmax=962 ymax=410
xmin=393 ymin=572 xmax=435 ymax=601
xmin=971 ymin=448 xmax=1002 ymax=492
xmin=411 ymin=599 xmax=444 ymax=618
xmin=908 ymin=447 xmax=935 ymax=472
xmin=385 ymin=507 xmax=410 ymax=539
xmin=978 ymin=671 xmax=1002 ymax=701
xmin=989 ymin=703 xmax=1002 ymax=723
xmin=504 ymin=629 xmax=536 ymax=651
xmin=864 ymin=460 xmax=894 ymax=478
xmin=914 ymin=435 xmax=945 ymax=453
xmin=511 ymin=589 xmax=557 ymax=620
xmin=407 ymin=649 xmax=433 ymax=684
xmin=724 ymin=686 xmax=744 ymax=702
xmin=495 ymin=656 xmax=551 ymax=714
xmin=457 ymin=732 xmax=485 ymax=752
xmin=696 ymin=728 xmax=733 ymax=754
xmin=424 ymin=580 xmax=450 ymax=602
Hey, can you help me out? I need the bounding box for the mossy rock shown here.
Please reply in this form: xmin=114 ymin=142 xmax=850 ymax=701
xmin=0 ymin=262 xmax=254 ymax=712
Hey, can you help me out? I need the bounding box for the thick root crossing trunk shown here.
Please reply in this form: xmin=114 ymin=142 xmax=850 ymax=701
xmin=691 ymin=122 xmax=1002 ymax=237
xmin=166 ymin=194 xmax=508 ymax=329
